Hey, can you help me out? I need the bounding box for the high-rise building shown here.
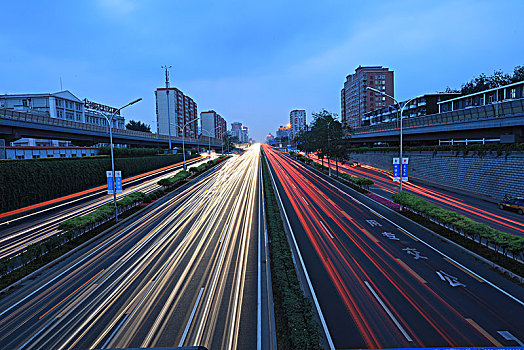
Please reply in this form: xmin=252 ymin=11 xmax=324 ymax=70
xmin=200 ymin=110 xmax=227 ymax=139
xmin=230 ymin=122 xmax=249 ymax=143
xmin=289 ymin=109 xmax=306 ymax=140
xmin=155 ymin=87 xmax=198 ymax=139
xmin=341 ymin=66 xmax=394 ymax=129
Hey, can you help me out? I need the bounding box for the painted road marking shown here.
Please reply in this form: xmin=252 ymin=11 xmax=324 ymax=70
xmin=320 ymin=221 xmax=334 ymax=239
xmin=436 ymin=270 xmax=466 ymax=287
xmin=39 ymin=269 xmax=104 ymax=319
xmin=465 ymin=318 xmax=502 ymax=346
xmin=402 ymin=247 xmax=427 ymax=260
xmin=382 ymin=231 xmax=399 ymax=241
xmin=369 ymin=209 xmax=385 ymax=219
xmin=395 ymin=259 xmax=427 ymax=284
xmin=444 ymin=258 xmax=484 ymax=283
xmin=179 ymin=287 xmax=205 ymax=346
xmin=497 ymin=330 xmax=524 ymax=346
xmin=364 ymin=281 xmax=413 ymax=342
xmin=366 ymin=219 xmax=382 ymax=227
xmin=301 ymin=196 xmax=309 ymax=205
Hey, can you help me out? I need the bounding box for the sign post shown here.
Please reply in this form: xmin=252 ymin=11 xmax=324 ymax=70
xmin=115 ymin=171 xmax=123 ymax=194
xmin=402 ymin=158 xmax=409 ymax=182
xmin=393 ymin=158 xmax=400 ymax=182
xmin=106 ymin=171 xmax=114 ymax=194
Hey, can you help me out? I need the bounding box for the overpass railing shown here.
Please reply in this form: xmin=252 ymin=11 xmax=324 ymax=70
xmin=0 ymin=108 xmax=221 ymax=145
xmin=353 ymin=98 xmax=524 ymax=135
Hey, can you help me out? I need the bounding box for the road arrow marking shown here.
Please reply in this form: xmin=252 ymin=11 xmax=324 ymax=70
xmin=366 ymin=219 xmax=382 ymax=227
xmin=403 ymin=247 xmax=427 ymax=260
xmin=436 ymin=270 xmax=466 ymax=287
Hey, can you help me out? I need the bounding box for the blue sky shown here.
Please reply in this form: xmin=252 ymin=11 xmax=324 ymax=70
xmin=1 ymin=0 xmax=523 ymax=141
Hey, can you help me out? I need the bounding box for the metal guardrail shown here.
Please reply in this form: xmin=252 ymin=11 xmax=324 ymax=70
xmin=0 ymin=108 xmax=221 ymax=145
xmin=353 ymin=98 xmax=524 ymax=135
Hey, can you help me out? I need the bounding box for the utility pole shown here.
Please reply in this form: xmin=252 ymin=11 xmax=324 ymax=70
xmin=161 ymin=65 xmax=172 ymax=153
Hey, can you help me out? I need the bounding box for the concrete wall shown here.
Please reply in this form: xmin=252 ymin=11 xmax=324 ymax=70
xmin=348 ymin=150 xmax=524 ymax=200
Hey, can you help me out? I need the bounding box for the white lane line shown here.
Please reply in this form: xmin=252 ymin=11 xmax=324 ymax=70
xmin=257 ymin=166 xmax=262 ymax=350
xmin=364 ymin=281 xmax=413 ymax=342
xmin=498 ymin=330 xmax=524 ymax=346
xmin=266 ymin=157 xmax=335 ymax=350
xmin=301 ymin=196 xmax=309 ymax=205
xmin=17 ymin=317 xmax=55 ymax=350
xmin=101 ymin=313 xmax=130 ymax=349
xmin=178 ymin=287 xmax=205 ymax=347
xmin=369 ymin=208 xmax=384 ymax=219
xmin=320 ymin=221 xmax=334 ymax=239
xmin=324 ymin=175 xmax=524 ymax=307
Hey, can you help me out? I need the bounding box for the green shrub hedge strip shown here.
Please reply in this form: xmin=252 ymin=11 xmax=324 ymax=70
xmin=57 ymin=192 xmax=146 ymax=233
xmin=391 ymin=192 xmax=524 ymax=258
xmin=262 ymin=153 xmax=322 ymax=349
xmin=0 ymin=153 xmax=198 ymax=214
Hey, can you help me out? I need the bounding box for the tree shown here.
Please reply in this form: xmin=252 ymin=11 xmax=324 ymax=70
xmin=222 ymin=133 xmax=235 ymax=153
xmin=126 ymin=120 xmax=151 ymax=133
xmin=296 ymin=110 xmax=347 ymax=176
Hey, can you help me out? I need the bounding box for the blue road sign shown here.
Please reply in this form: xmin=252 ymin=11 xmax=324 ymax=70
xmin=106 ymin=171 xmax=114 ymax=194
xmin=402 ymin=158 xmax=409 ymax=182
xmin=393 ymin=158 xmax=400 ymax=182
xmin=115 ymin=171 xmax=123 ymax=194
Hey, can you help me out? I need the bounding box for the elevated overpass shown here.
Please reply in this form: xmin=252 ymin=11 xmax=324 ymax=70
xmin=0 ymin=108 xmax=222 ymax=149
xmin=349 ymin=98 xmax=524 ymax=144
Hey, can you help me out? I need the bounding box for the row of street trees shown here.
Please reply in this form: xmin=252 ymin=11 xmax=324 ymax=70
xmin=294 ymin=109 xmax=350 ymax=176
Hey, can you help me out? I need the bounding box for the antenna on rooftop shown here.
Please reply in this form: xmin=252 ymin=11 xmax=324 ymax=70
xmin=60 ymin=77 xmax=63 ymax=91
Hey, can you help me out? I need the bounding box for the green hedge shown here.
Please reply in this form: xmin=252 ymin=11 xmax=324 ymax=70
xmin=391 ymin=192 xmax=524 ymax=258
xmin=262 ymin=152 xmax=322 ymax=349
xmin=158 ymin=170 xmax=191 ymax=188
xmin=0 ymin=153 xmax=198 ymax=214
xmin=57 ymin=191 xmax=146 ymax=233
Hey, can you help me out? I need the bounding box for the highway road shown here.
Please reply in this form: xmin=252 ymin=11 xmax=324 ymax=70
xmin=0 ymin=146 xmax=264 ymax=350
xmin=0 ymin=155 xmax=212 ymax=260
xmin=265 ymin=145 xmax=524 ymax=349
xmin=305 ymin=154 xmax=524 ymax=236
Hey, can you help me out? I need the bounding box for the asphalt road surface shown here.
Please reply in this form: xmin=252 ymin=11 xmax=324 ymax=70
xmin=0 ymin=146 xmax=261 ymax=350
xmin=265 ymin=145 xmax=524 ymax=349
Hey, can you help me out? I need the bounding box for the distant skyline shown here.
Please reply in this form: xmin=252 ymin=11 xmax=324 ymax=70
xmin=1 ymin=0 xmax=523 ymax=141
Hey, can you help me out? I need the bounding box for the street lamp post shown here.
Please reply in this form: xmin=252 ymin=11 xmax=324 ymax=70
xmin=95 ymin=98 xmax=142 ymax=221
xmin=201 ymin=126 xmax=221 ymax=154
xmin=180 ymin=116 xmax=200 ymax=170
xmin=366 ymin=87 xmax=416 ymax=192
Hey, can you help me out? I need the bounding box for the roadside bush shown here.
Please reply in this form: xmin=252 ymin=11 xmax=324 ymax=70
xmin=391 ymin=192 xmax=524 ymax=259
xmin=0 ymin=153 xmax=198 ymax=214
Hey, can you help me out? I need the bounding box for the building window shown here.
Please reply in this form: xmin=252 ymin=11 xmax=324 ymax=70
xmin=510 ymin=88 xmax=516 ymax=99
xmin=22 ymin=99 xmax=28 ymax=107
xmin=56 ymin=99 xmax=62 ymax=107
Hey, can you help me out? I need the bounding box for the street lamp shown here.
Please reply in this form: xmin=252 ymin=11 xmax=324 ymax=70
xmin=180 ymin=116 xmax=200 ymax=170
xmin=366 ymin=87 xmax=416 ymax=192
xmin=94 ymin=97 xmax=142 ymax=221
xmin=201 ymin=125 xmax=221 ymax=154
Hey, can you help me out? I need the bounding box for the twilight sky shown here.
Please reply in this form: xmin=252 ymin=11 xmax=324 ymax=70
xmin=1 ymin=0 xmax=523 ymax=141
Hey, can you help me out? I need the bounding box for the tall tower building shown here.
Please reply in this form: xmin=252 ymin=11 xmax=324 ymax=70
xmin=341 ymin=66 xmax=394 ymax=129
xmin=200 ymin=110 xmax=227 ymax=139
xmin=155 ymin=87 xmax=198 ymax=139
xmin=289 ymin=109 xmax=306 ymax=140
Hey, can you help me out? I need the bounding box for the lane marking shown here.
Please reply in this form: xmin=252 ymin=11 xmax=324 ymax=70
xmin=366 ymin=219 xmax=382 ymax=227
xmin=101 ymin=313 xmax=130 ymax=349
xmin=301 ymin=196 xmax=309 ymax=205
xmin=444 ymin=258 xmax=484 ymax=283
xmin=57 ymin=283 xmax=98 ymax=318
xmin=320 ymin=221 xmax=334 ymax=239
xmin=395 ymin=259 xmax=427 ymax=284
xmin=436 ymin=270 xmax=466 ymax=287
xmin=398 ymin=228 xmax=418 ymax=241
xmin=369 ymin=209 xmax=385 ymax=219
xmin=465 ymin=318 xmax=502 ymax=347
xmin=178 ymin=287 xmax=205 ymax=347
xmin=498 ymin=330 xmax=524 ymax=346
xmin=361 ymin=228 xmax=379 ymax=243
xmin=39 ymin=269 xmax=104 ymax=319
xmin=18 ymin=317 xmax=55 ymax=350
xmin=257 ymin=167 xmax=262 ymax=350
xmin=364 ymin=281 xmax=413 ymax=342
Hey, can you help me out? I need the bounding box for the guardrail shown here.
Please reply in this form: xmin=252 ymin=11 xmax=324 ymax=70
xmin=353 ymin=98 xmax=524 ymax=135
xmin=0 ymin=108 xmax=221 ymax=145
